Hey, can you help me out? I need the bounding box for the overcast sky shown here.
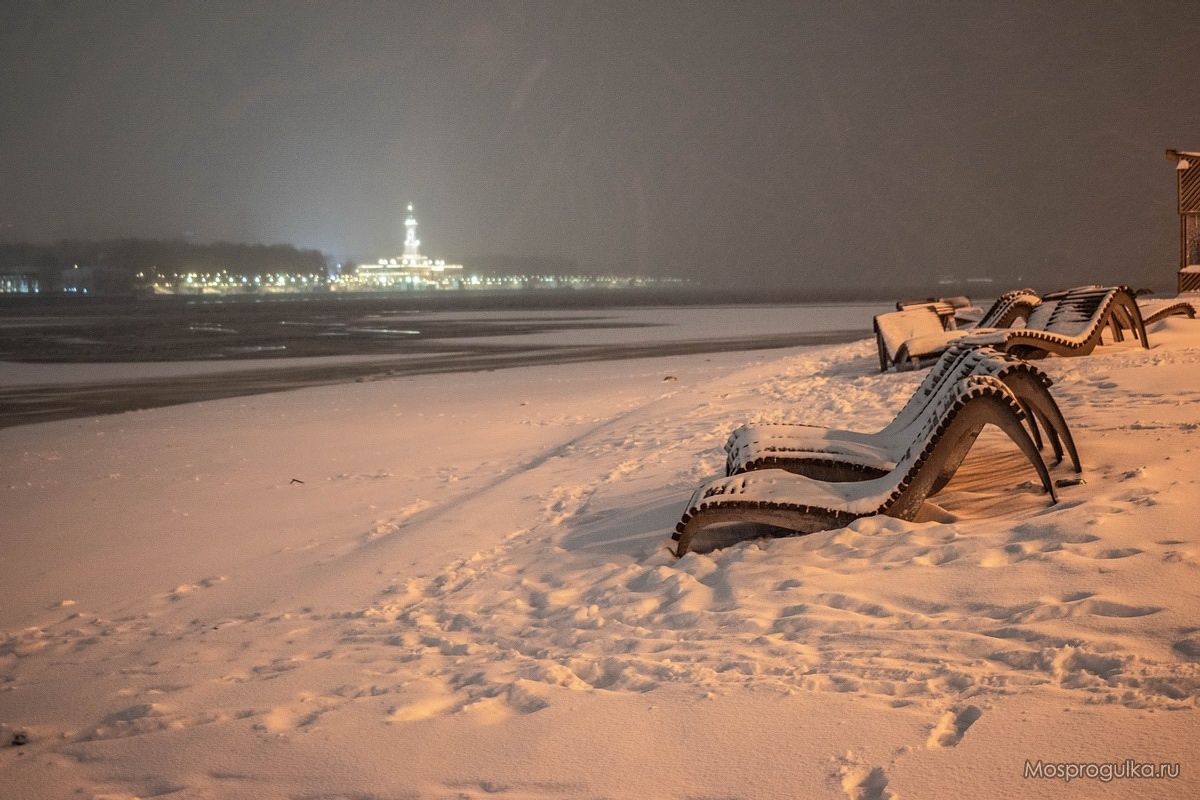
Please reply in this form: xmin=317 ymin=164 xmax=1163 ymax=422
xmin=2 ymin=1 xmax=1198 ymax=291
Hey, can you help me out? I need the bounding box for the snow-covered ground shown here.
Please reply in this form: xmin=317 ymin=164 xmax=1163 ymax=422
xmin=2 ymin=309 xmax=1198 ymax=798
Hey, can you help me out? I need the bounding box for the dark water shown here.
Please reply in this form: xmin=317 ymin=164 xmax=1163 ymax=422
xmin=0 ymin=290 xmax=874 ymax=428
xmin=0 ymin=293 xmax=641 ymax=362
xmin=0 ymin=288 xmax=867 ymax=363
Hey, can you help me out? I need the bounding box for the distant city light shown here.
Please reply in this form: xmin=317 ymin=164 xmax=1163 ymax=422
xmin=0 ymin=201 xmax=688 ymax=297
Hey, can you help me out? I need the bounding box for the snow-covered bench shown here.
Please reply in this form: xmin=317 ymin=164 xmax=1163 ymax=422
xmin=873 ymin=306 xmax=949 ymax=372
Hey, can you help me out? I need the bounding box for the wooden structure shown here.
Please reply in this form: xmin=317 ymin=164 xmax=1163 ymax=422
xmin=1166 ymin=149 xmax=1200 ymax=292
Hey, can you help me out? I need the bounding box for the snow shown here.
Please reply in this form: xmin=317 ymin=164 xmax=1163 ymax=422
xmin=2 ymin=308 xmax=1199 ymax=798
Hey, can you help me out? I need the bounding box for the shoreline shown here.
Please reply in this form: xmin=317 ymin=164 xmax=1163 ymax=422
xmin=0 ymin=329 xmax=865 ymax=429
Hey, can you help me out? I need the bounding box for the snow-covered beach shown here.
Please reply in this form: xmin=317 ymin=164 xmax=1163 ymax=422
xmin=2 ymin=305 xmax=1198 ymax=798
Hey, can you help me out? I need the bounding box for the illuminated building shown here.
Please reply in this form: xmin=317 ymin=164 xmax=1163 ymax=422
xmin=345 ymin=203 xmax=464 ymax=290
xmin=0 ymin=270 xmax=39 ymax=293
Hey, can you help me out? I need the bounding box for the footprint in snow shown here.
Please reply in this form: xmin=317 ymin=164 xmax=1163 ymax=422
xmin=926 ymin=704 xmax=982 ymax=748
xmin=835 ymin=754 xmax=896 ymax=800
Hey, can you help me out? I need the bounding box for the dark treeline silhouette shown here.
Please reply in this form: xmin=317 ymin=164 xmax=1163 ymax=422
xmin=0 ymin=239 xmax=329 ymax=292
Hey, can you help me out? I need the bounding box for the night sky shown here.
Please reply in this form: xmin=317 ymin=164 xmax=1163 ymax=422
xmin=3 ymin=1 xmax=1198 ymax=292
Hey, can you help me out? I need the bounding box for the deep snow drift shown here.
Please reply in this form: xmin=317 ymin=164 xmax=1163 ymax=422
xmin=2 ymin=310 xmax=1198 ymax=799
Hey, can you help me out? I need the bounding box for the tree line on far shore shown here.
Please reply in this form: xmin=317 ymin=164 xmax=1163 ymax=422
xmin=0 ymin=239 xmax=330 ymax=293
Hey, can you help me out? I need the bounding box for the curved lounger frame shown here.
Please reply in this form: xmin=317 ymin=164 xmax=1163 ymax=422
xmin=725 ymin=346 xmax=1081 ymax=481
xmin=993 ymin=367 xmax=1080 ymax=474
xmin=674 ymin=376 xmax=1057 ymax=557
xmin=976 ymin=288 xmax=1041 ymax=329
xmin=1138 ymin=298 xmax=1196 ymax=325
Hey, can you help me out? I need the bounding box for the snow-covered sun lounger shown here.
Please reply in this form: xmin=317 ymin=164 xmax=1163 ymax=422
xmin=873 ymin=306 xmax=949 ymax=372
xmin=894 ymin=296 xmax=973 ymax=327
xmin=889 ymin=285 xmax=1147 ymax=369
xmin=725 ymin=345 xmax=1080 ymax=480
xmin=997 ymin=285 xmax=1148 ymax=360
xmin=874 ymin=289 xmax=1041 ymax=372
xmin=673 ymin=374 xmax=1057 ymax=556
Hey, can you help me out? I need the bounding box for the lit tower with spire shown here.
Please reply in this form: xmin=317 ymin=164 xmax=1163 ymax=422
xmin=402 ymin=202 xmax=421 ymax=264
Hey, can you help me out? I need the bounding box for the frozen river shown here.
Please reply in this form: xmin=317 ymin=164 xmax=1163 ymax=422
xmin=0 ymin=295 xmax=891 ymax=427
